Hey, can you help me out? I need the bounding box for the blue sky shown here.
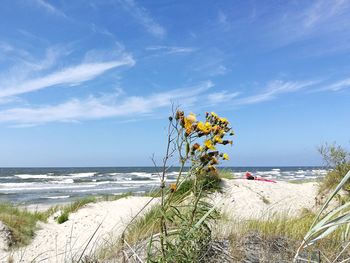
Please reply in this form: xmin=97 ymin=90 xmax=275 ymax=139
xmin=0 ymin=0 xmax=349 ymax=167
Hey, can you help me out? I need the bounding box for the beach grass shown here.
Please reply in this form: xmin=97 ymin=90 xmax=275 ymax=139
xmin=0 ymin=203 xmax=51 ymax=247
xmin=0 ymin=192 xmax=135 ymax=247
xmin=214 ymin=209 xmax=347 ymax=261
xmin=218 ymin=169 xmax=235 ymax=179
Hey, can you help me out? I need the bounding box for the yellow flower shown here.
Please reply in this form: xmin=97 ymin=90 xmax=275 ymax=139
xmin=184 ymin=117 xmax=192 ymax=135
xmin=219 ymin=117 xmax=228 ymax=124
xmin=204 ymin=139 xmax=216 ymax=150
xmin=211 ymin=112 xmax=218 ymax=118
xmin=214 ymin=135 xmax=223 ymax=143
xmin=197 ymin=121 xmax=210 ymax=134
xmin=186 ymin=113 xmax=197 ymax=123
xmin=223 ymin=153 xmax=230 ymax=160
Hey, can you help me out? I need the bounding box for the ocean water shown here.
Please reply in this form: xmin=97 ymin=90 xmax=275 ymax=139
xmin=0 ymin=167 xmax=328 ymax=205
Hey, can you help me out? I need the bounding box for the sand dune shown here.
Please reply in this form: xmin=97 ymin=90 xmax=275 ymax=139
xmin=0 ymin=196 xmax=156 ymax=263
xmin=0 ymin=180 xmax=319 ymax=262
xmin=215 ymin=179 xmax=318 ymax=220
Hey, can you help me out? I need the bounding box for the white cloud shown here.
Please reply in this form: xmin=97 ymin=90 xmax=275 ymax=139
xmin=146 ymin=46 xmax=196 ymax=54
xmin=0 ymin=81 xmax=213 ymax=125
xmin=118 ymin=0 xmax=166 ymax=38
xmin=207 ymin=91 xmax=239 ymax=104
xmin=35 ymin=0 xmax=68 ymax=18
xmin=193 ymin=58 xmax=230 ymax=77
xmin=302 ymin=0 xmax=349 ymax=29
xmin=0 ymin=53 xmax=134 ymax=99
xmin=235 ymin=80 xmax=317 ymax=105
xmin=321 ymin=78 xmax=350 ymax=91
xmin=274 ymin=0 xmax=350 ymax=47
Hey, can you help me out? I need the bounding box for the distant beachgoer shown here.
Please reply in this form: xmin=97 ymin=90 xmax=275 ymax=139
xmin=244 ymin=171 xmax=277 ymax=183
xmin=245 ymin=172 xmax=255 ymax=180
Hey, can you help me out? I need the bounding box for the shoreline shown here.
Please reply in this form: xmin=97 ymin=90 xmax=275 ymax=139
xmin=0 ymin=179 xmax=320 ymax=262
xmin=0 ymin=167 xmax=327 ymax=205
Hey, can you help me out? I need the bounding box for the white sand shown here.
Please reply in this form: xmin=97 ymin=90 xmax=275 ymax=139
xmin=0 ymin=223 xmax=9 ymax=253
xmin=0 ymin=196 xmax=157 ymax=263
xmin=0 ymin=180 xmax=319 ymax=262
xmin=214 ymin=179 xmax=318 ymax=220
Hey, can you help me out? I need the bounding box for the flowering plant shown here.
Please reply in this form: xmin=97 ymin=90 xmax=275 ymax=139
xmin=122 ymin=109 xmax=234 ymax=262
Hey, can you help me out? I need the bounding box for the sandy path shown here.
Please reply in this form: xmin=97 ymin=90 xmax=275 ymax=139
xmin=0 ymin=196 xmax=156 ymax=263
xmin=214 ymin=179 xmax=318 ymax=220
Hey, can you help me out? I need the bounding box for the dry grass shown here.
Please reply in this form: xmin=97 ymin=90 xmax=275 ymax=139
xmin=213 ymin=210 xmax=349 ymax=262
xmin=0 ymin=203 xmax=52 ymax=247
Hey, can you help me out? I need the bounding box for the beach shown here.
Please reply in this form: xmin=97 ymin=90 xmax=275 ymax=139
xmin=0 ymin=178 xmax=320 ymax=262
xmin=0 ymin=196 xmax=158 ymax=263
xmin=0 ymin=167 xmax=326 ymax=205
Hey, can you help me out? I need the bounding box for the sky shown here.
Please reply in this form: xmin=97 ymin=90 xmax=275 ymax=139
xmin=0 ymin=0 xmax=349 ymax=167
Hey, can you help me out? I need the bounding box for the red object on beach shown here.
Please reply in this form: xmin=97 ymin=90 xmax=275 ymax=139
xmin=244 ymin=172 xmax=277 ymax=183
xmin=255 ymin=178 xmax=277 ymax=183
xmin=245 ymin=172 xmax=254 ymax=180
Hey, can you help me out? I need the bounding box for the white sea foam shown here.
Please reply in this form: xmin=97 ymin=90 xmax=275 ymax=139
xmin=15 ymin=174 xmax=50 ymax=179
xmin=0 ymin=182 xmax=35 ymax=188
xmin=109 ymin=173 xmax=125 ymax=176
xmin=47 ymin=195 xmax=70 ymax=199
xmin=0 ymin=183 xmax=98 ymax=192
xmin=68 ymin=172 xmax=96 ymax=178
xmin=130 ymin=172 xmax=153 ymax=178
xmin=50 ymin=179 xmax=74 ymax=184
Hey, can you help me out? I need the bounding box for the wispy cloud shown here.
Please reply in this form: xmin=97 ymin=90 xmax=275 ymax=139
xmin=235 ymin=80 xmax=317 ymax=105
xmin=0 ymin=56 xmax=134 ymax=99
xmin=146 ymin=45 xmax=196 ymax=54
xmin=207 ymin=91 xmax=239 ymax=104
xmin=217 ymin=11 xmax=230 ymax=31
xmin=0 ymin=81 xmax=213 ymax=125
xmin=321 ymin=78 xmax=350 ymax=91
xmin=193 ymin=61 xmax=230 ymax=77
xmin=270 ymin=0 xmax=350 ymax=50
xmin=302 ymin=0 xmax=349 ymax=29
xmin=0 ymin=41 xmax=33 ymax=61
xmin=0 ymin=42 xmax=14 ymax=53
xmin=118 ymin=0 xmax=166 ymax=38
xmin=34 ymin=0 xmax=68 ymax=18
xmin=0 ymin=44 xmax=134 ymax=99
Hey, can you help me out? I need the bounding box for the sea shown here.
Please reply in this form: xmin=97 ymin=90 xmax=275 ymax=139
xmin=0 ymin=167 xmax=328 ymax=205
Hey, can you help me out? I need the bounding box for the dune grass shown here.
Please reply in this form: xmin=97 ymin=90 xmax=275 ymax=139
xmin=0 ymin=203 xmax=52 ymax=247
xmin=318 ymin=143 xmax=350 ymax=195
xmin=214 ymin=210 xmax=347 ymax=262
xmin=0 ymin=192 xmax=134 ymax=247
xmin=218 ymin=169 xmax=235 ymax=180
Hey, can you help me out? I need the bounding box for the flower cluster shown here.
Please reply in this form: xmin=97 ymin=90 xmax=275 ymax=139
xmin=176 ymin=110 xmax=234 ymax=175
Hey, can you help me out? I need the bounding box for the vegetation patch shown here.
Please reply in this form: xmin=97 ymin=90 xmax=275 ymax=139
xmin=318 ymin=143 xmax=350 ymax=194
xmin=218 ymin=169 xmax=235 ymax=180
xmin=0 ymin=203 xmax=51 ymax=247
xmin=215 ymin=210 xmax=348 ymax=262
